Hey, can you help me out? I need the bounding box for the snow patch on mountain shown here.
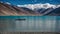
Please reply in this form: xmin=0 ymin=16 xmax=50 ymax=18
xmin=17 ymin=3 xmax=60 ymax=10
xmin=0 ymin=1 xmax=11 ymax=5
xmin=5 ymin=2 xmax=11 ymax=5
xmin=0 ymin=1 xmax=3 ymax=3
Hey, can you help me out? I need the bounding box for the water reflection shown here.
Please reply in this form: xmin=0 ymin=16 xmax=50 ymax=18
xmin=0 ymin=16 xmax=60 ymax=32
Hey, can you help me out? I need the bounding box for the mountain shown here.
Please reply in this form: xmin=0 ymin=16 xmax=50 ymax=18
xmin=45 ymin=7 xmax=60 ymax=16
xmin=0 ymin=3 xmax=18 ymax=15
xmin=17 ymin=3 xmax=60 ymax=16
xmin=41 ymin=8 xmax=54 ymax=15
xmin=0 ymin=2 xmax=60 ymax=16
xmin=17 ymin=3 xmax=57 ymax=10
xmin=0 ymin=2 xmax=40 ymax=16
xmin=34 ymin=8 xmax=46 ymax=13
xmin=20 ymin=7 xmax=39 ymax=14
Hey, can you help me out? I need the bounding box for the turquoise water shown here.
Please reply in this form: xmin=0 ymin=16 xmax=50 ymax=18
xmin=0 ymin=16 xmax=60 ymax=32
xmin=0 ymin=16 xmax=59 ymax=19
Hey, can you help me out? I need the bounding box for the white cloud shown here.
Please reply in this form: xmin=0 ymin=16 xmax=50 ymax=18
xmin=17 ymin=3 xmax=60 ymax=10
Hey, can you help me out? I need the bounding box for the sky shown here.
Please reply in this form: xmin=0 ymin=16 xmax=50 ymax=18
xmin=0 ymin=0 xmax=60 ymax=5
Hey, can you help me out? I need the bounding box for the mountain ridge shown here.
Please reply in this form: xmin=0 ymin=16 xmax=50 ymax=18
xmin=0 ymin=2 xmax=60 ymax=16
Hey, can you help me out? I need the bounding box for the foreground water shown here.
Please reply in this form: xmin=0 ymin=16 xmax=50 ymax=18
xmin=0 ymin=16 xmax=60 ymax=32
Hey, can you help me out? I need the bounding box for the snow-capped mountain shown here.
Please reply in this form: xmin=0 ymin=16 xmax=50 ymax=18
xmin=0 ymin=2 xmax=60 ymax=16
xmin=17 ymin=3 xmax=60 ymax=10
xmin=17 ymin=3 xmax=60 ymax=15
xmin=1 ymin=1 xmax=60 ymax=10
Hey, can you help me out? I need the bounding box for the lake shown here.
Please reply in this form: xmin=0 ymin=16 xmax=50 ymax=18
xmin=0 ymin=16 xmax=60 ymax=32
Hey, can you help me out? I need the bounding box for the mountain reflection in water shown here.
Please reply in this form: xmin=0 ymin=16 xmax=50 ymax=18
xmin=0 ymin=16 xmax=60 ymax=32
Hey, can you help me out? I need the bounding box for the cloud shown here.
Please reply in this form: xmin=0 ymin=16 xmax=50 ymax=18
xmin=17 ymin=3 xmax=60 ymax=10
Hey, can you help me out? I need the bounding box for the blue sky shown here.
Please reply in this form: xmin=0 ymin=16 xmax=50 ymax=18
xmin=0 ymin=0 xmax=60 ymax=5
